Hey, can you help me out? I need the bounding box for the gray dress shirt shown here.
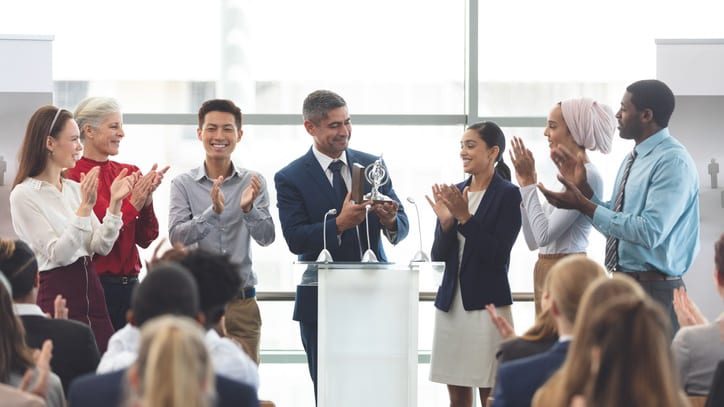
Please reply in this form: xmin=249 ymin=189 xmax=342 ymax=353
xmin=169 ymin=163 xmax=275 ymax=287
xmin=672 ymin=315 xmax=724 ymax=395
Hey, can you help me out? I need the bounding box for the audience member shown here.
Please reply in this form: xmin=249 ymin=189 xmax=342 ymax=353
xmin=1 ymin=238 xmax=99 ymax=393
xmin=493 ymin=255 xmax=604 ymax=407
xmin=169 ymin=99 xmax=275 ymax=364
xmin=0 ymin=277 xmax=65 ymax=407
xmin=67 ymin=97 xmax=166 ymax=331
xmin=9 ymin=105 xmax=136 ymax=352
xmin=511 ymin=98 xmax=614 ymax=314
xmin=427 ymin=121 xmax=521 ymax=407
xmin=533 ymin=274 xmax=646 ymax=406
xmin=671 ymin=234 xmax=724 ymax=396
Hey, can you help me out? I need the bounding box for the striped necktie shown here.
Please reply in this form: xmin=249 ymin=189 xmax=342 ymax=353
xmin=605 ymin=150 xmax=638 ymax=271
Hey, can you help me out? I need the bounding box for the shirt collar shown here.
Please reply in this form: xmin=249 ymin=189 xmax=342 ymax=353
xmin=558 ymin=334 xmax=573 ymax=342
xmin=312 ymin=145 xmax=347 ymax=172
xmin=192 ymin=162 xmax=241 ymax=181
xmin=14 ymin=303 xmax=47 ymax=317
xmin=634 ymin=127 xmax=670 ymax=158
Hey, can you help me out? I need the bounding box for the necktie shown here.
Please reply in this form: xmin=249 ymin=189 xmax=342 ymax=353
xmin=329 ymin=160 xmax=347 ymax=209
xmin=605 ymin=150 xmax=638 ymax=271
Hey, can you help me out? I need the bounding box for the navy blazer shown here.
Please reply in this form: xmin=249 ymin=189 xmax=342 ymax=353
xmin=274 ymin=147 xmax=409 ymax=322
xmin=492 ymin=340 xmax=570 ymax=407
xmin=432 ymin=173 xmax=521 ymax=311
xmin=67 ymin=369 xmax=259 ymax=407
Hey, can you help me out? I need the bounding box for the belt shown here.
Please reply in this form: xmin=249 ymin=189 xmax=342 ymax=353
xmin=237 ymin=286 xmax=256 ymax=299
xmin=612 ymin=268 xmax=681 ymax=282
xmin=100 ymin=275 xmax=139 ymax=285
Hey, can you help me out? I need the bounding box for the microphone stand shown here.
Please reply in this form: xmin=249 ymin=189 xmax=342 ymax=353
xmin=407 ymin=197 xmax=430 ymax=263
xmin=361 ymin=204 xmax=378 ymax=263
xmin=316 ymin=209 xmax=337 ymax=263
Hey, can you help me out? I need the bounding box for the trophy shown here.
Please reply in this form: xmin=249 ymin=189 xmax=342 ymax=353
xmin=363 ymin=157 xmax=395 ymax=203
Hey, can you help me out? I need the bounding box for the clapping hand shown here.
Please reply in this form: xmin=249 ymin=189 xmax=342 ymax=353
xmin=372 ymin=201 xmax=399 ymax=230
xmin=211 ymin=176 xmax=225 ymax=214
xmin=19 ymin=339 xmax=53 ymax=400
xmin=550 ymin=145 xmax=589 ymax=195
xmin=509 ymin=136 xmax=537 ymax=187
xmin=240 ymin=174 xmax=261 ymax=213
xmin=486 ymin=304 xmax=515 ymax=340
xmin=673 ymin=287 xmax=708 ymax=327
xmin=77 ymin=166 xmax=100 ymax=216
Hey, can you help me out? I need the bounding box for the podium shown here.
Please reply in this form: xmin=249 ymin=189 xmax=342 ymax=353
xmin=309 ymin=262 xmax=428 ymax=407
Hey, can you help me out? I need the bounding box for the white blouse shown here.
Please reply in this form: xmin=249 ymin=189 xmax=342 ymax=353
xmin=520 ymin=163 xmax=603 ymax=255
xmin=10 ymin=177 xmax=122 ymax=271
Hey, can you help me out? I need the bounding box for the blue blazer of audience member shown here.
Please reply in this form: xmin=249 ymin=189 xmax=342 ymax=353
xmin=492 ymin=340 xmax=571 ymax=407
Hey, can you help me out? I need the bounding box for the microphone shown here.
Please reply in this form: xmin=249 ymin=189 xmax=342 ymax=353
xmin=316 ymin=209 xmax=337 ymax=263
xmin=407 ymin=197 xmax=430 ymax=263
xmin=361 ymin=204 xmax=379 ymax=263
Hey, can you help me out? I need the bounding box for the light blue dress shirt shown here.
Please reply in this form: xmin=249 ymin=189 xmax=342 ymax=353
xmin=591 ymin=128 xmax=700 ymax=276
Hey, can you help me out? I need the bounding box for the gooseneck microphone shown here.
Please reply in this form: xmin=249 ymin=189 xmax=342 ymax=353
xmin=361 ymin=204 xmax=378 ymax=263
xmin=407 ymin=197 xmax=430 ymax=263
xmin=316 ymin=208 xmax=337 ymax=263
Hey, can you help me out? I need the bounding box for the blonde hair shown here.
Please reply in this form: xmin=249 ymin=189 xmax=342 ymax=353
xmin=125 ymin=316 xmax=214 ymax=407
xmin=547 ymin=255 xmax=605 ymax=324
xmin=533 ymin=274 xmax=647 ymax=407
xmin=74 ymin=97 xmax=121 ymax=140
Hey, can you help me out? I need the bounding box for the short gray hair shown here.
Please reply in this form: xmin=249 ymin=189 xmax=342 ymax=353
xmin=74 ymin=97 xmax=121 ymax=140
xmin=302 ymin=90 xmax=347 ymax=124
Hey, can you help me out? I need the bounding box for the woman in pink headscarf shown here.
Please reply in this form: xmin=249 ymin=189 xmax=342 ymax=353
xmin=510 ymin=98 xmax=615 ymax=315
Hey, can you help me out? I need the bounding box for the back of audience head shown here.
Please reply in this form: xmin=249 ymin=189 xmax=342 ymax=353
xmin=533 ymin=274 xmax=647 ymax=406
xmin=126 ymin=315 xmax=214 ymax=407
xmin=584 ymin=295 xmax=680 ymax=407
xmin=177 ymin=249 xmax=242 ymax=331
xmin=0 ymin=239 xmax=39 ymax=301
xmin=130 ymin=262 xmax=201 ymax=327
xmin=0 ymin=279 xmax=34 ymax=382
xmin=521 ymin=272 xmax=558 ymax=343
xmin=547 ymin=255 xmax=605 ymax=330
xmin=466 ymin=121 xmax=511 ymax=181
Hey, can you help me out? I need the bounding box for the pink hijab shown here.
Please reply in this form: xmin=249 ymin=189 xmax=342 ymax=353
xmin=560 ymin=98 xmax=616 ymax=154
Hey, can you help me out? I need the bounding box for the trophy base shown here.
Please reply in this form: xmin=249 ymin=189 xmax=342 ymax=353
xmin=363 ymin=192 xmax=395 ymax=204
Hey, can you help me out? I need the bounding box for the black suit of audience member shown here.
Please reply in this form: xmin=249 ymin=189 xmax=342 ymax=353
xmin=67 ymin=369 xmax=260 ymax=407
xmin=20 ymin=314 xmax=99 ymax=393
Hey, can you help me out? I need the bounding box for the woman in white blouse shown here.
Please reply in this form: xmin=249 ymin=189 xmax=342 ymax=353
xmin=9 ymin=105 xmax=135 ymax=352
xmin=510 ymin=98 xmax=615 ymax=314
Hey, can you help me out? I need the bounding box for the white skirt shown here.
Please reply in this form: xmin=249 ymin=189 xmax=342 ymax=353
xmin=429 ymin=282 xmax=513 ymax=388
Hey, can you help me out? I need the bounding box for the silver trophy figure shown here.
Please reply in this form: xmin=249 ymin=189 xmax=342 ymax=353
xmin=363 ymin=158 xmax=395 ymax=203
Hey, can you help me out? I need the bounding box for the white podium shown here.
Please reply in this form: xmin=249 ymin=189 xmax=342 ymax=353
xmin=315 ymin=262 xmax=427 ymax=407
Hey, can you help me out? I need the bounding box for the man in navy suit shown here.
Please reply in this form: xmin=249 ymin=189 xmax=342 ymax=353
xmin=274 ymin=90 xmax=409 ymax=400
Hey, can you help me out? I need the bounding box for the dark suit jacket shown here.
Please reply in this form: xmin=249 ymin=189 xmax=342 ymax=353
xmin=274 ymin=148 xmax=409 ymax=322
xmin=431 ymin=173 xmax=521 ymax=311
xmin=492 ymin=340 xmax=570 ymax=407
xmin=496 ymin=336 xmax=557 ymax=363
xmin=20 ymin=314 xmax=100 ymax=394
xmin=67 ymin=369 xmax=259 ymax=407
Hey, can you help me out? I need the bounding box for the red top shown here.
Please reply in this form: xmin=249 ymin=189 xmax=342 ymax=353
xmin=66 ymin=157 xmax=159 ymax=276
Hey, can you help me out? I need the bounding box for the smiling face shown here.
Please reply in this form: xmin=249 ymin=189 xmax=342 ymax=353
xmin=460 ymin=129 xmax=498 ymax=175
xmin=544 ymin=105 xmax=577 ymax=151
xmin=197 ymin=111 xmax=242 ymax=160
xmin=84 ymin=112 xmax=124 ymax=158
xmin=47 ymin=119 xmax=83 ymax=169
xmin=304 ymin=106 xmax=351 ymax=159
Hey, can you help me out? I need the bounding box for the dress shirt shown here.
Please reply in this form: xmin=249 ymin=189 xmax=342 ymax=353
xmin=591 ymin=128 xmax=699 ymax=276
xmin=521 ymin=163 xmax=603 ymax=254
xmin=96 ymin=323 xmax=139 ymax=374
xmin=10 ymin=178 xmax=123 ymax=271
xmin=66 ymin=158 xmax=158 ymax=276
xmin=169 ymin=163 xmax=275 ymax=287
xmin=205 ymin=329 xmax=259 ymax=389
xmin=97 ymin=323 xmax=260 ymax=389
xmin=13 ymin=303 xmax=47 ymax=317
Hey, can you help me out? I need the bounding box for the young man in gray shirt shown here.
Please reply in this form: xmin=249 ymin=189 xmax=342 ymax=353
xmin=169 ymin=99 xmax=275 ymax=363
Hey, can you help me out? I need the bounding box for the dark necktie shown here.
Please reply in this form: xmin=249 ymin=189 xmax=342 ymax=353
xmin=605 ymin=150 xmax=638 ymax=271
xmin=329 ymin=160 xmax=347 ymax=209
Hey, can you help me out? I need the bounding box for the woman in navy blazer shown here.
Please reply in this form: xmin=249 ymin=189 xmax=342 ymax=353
xmin=427 ymin=121 xmax=522 ymax=407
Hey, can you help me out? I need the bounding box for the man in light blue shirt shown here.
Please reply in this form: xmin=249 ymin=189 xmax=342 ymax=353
xmin=539 ymin=79 xmax=700 ymax=332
